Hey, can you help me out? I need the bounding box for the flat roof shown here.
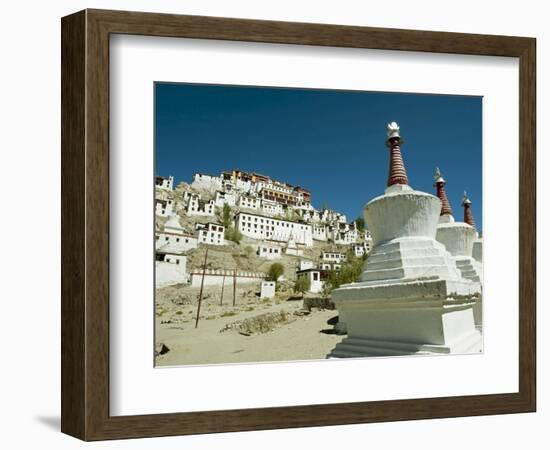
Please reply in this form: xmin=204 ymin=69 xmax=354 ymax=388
xmin=295 ymin=268 xmax=333 ymax=275
xmin=196 ymin=222 xmax=224 ymax=227
xmin=156 ymin=246 xmax=186 ymax=255
xmin=156 ymin=231 xmax=196 ymax=238
xmin=234 ymin=210 xmax=310 ymax=226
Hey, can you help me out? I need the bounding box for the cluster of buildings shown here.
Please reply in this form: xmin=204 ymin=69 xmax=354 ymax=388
xmin=155 ymin=169 xmax=373 ymax=287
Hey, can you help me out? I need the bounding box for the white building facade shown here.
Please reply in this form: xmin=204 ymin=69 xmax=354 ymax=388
xmin=214 ymin=190 xmax=236 ymax=207
xmin=257 ymin=242 xmax=283 ymax=260
xmin=351 ymin=242 xmax=370 ymax=258
xmin=156 ymin=233 xmax=198 ymax=252
xmin=156 ymin=214 xmax=198 ymax=251
xmin=187 ymin=194 xmax=215 ymax=216
xmin=196 ymin=223 xmax=225 ymax=245
xmin=331 ymin=223 xmax=359 ymax=244
xmin=321 ymin=252 xmax=347 ymax=263
xmin=234 ymin=212 xmax=313 ymax=247
xmin=312 ymin=224 xmax=329 ymax=241
xmin=260 ymin=281 xmax=276 ymax=299
xmin=155 ymin=199 xmax=174 ymax=217
xmin=155 ymin=175 xmax=174 ymax=191
xmin=296 ymin=268 xmax=326 ymax=294
xmin=238 ymin=195 xmax=260 ymax=210
xmin=155 ymin=252 xmax=187 ymax=287
xmin=260 ymin=199 xmax=284 ymax=217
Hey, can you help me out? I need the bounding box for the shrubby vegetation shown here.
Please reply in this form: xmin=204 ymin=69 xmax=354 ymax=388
xmin=325 ymin=251 xmax=366 ymax=292
xmin=244 ymin=245 xmax=255 ymax=258
xmin=224 ymin=226 xmax=243 ymax=243
xmin=285 ymin=208 xmax=300 ymax=222
xmin=267 ymin=262 xmax=284 ymax=282
xmin=219 ymin=203 xmax=233 ymax=228
xmin=293 ymin=276 xmax=311 ymax=294
xmin=216 ymin=204 xmax=242 ymax=243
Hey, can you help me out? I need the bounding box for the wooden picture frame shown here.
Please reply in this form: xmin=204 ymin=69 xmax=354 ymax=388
xmin=61 ymin=9 xmax=536 ymax=441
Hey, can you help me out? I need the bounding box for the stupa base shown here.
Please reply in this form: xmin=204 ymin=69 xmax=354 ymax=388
xmin=328 ymin=278 xmax=482 ymax=358
xmin=328 ymin=329 xmax=482 ymax=358
xmin=454 ymin=256 xmax=483 ymax=283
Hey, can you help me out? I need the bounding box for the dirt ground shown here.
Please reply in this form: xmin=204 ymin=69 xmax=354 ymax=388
xmin=155 ymin=282 xmax=344 ymax=366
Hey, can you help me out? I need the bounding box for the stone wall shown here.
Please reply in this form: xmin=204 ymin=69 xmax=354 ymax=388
xmin=189 ymin=269 xmax=266 ymax=287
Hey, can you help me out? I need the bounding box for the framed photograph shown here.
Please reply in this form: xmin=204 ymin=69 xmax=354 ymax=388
xmin=61 ymin=9 xmax=536 ymax=440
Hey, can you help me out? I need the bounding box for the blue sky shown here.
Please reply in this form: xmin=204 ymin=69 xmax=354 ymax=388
xmin=155 ymin=83 xmax=482 ymax=230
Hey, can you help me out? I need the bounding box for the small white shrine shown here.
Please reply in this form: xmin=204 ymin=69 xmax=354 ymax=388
xmin=260 ymin=281 xmax=276 ymax=299
xmin=285 ymin=232 xmax=304 ymax=256
xmin=328 ymin=123 xmax=482 ymax=358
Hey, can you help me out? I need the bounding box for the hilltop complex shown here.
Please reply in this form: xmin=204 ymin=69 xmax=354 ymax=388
xmin=155 ymin=169 xmax=372 ymax=289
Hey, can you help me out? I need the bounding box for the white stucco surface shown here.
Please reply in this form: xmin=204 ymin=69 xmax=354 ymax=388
xmin=472 ymin=238 xmax=483 ymax=262
xmin=155 ymin=257 xmax=187 ymax=288
xmin=330 ymin=186 xmax=482 ymax=358
xmin=330 ymin=279 xmax=482 ymax=357
xmin=359 ymin=237 xmax=463 ymax=283
xmin=436 ymin=220 xmax=483 ymax=283
xmin=260 ymin=281 xmax=276 ymax=299
xmin=436 ymin=220 xmax=477 ymax=257
xmin=189 ymin=270 xmax=265 ymax=287
xmin=365 ymin=189 xmax=441 ymax=246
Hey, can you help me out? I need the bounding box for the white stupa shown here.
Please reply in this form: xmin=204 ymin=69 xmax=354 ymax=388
xmin=328 ymin=123 xmax=482 ymax=358
xmin=164 ymin=213 xmax=184 ymax=235
xmin=472 ymin=237 xmax=483 ymax=264
xmin=466 ymin=195 xmax=483 ymax=266
xmin=285 ymin=229 xmax=303 ymax=256
xmin=434 ymin=171 xmax=483 ymax=284
xmin=461 ymin=192 xmax=484 ymax=329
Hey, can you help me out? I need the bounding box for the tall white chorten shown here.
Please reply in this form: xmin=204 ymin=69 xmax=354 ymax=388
xmin=461 ymin=192 xmax=483 ymax=329
xmin=155 ymin=213 xmax=186 ymax=254
xmin=434 ymin=170 xmax=482 ymax=284
xmin=465 ymin=193 xmax=483 ymax=265
xmin=164 ymin=213 xmax=184 ymax=235
xmin=328 ymin=123 xmax=482 ymax=358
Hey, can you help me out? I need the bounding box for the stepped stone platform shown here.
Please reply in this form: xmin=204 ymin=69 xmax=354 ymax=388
xmin=329 ymin=277 xmax=481 ymax=357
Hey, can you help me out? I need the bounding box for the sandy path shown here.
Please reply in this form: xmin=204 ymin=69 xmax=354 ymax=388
xmin=156 ymin=303 xmax=344 ymax=367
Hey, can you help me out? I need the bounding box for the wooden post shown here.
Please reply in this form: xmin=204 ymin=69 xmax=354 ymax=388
xmin=232 ymin=269 xmax=237 ymax=307
xmin=220 ymin=274 xmax=226 ymax=306
xmin=195 ymin=249 xmax=209 ymax=329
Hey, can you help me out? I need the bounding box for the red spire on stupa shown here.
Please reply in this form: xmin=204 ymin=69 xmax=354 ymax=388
xmin=462 ymin=191 xmax=476 ymax=228
xmin=386 ymin=122 xmax=409 ymax=187
xmin=433 ymin=167 xmax=453 ymax=216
